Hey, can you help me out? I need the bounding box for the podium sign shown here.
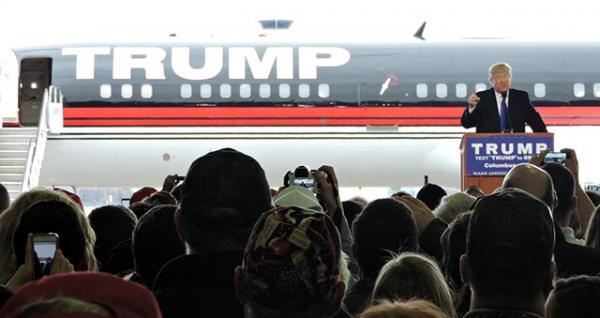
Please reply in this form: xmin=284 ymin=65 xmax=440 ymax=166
xmin=465 ymin=134 xmax=554 ymax=176
xmin=461 ymin=133 xmax=554 ymax=193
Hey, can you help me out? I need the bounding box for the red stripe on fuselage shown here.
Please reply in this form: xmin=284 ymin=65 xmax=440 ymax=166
xmin=62 ymin=105 xmax=600 ymax=126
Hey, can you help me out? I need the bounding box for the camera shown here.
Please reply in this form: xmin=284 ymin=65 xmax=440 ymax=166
xmin=543 ymin=151 xmax=568 ymax=165
xmin=285 ymin=166 xmax=323 ymax=194
xmin=33 ymin=233 xmax=58 ymax=266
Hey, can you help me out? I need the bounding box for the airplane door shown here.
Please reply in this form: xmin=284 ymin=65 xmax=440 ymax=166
xmin=0 ymin=48 xmax=19 ymax=126
xmin=19 ymin=58 xmax=51 ymax=126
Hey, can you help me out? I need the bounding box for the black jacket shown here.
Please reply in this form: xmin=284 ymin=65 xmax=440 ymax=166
xmin=153 ymin=252 xmax=244 ymax=318
xmin=461 ymin=88 xmax=547 ymax=133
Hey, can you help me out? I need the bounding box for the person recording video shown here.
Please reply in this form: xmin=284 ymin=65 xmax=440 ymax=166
xmin=460 ymin=62 xmax=547 ymax=133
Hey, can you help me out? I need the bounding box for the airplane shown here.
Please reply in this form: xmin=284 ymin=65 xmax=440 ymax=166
xmin=1 ymin=41 xmax=600 ymax=203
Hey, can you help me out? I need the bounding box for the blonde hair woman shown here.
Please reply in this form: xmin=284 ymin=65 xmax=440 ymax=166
xmin=371 ymin=253 xmax=456 ymax=318
xmin=0 ymin=188 xmax=97 ymax=284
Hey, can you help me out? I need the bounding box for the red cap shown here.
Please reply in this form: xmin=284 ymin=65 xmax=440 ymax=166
xmin=130 ymin=187 xmax=157 ymax=204
xmin=0 ymin=272 xmax=162 ymax=318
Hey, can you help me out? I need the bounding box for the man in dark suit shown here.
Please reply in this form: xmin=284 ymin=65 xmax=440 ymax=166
xmin=461 ymin=63 xmax=547 ymax=133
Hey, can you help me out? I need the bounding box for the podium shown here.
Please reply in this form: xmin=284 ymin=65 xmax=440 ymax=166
xmin=460 ymin=133 xmax=554 ymax=194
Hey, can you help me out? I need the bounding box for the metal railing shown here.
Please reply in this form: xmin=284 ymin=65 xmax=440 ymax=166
xmin=21 ymin=86 xmax=63 ymax=191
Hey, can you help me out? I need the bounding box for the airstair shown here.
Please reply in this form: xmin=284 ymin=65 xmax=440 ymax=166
xmin=0 ymin=87 xmax=62 ymax=202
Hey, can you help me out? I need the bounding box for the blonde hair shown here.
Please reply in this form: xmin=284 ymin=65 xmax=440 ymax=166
xmin=359 ymin=299 xmax=448 ymax=318
xmin=0 ymin=188 xmax=97 ymax=283
xmin=488 ymin=63 xmax=512 ymax=81
xmin=371 ymin=253 xmax=456 ymax=318
xmin=18 ymin=297 xmax=114 ymax=317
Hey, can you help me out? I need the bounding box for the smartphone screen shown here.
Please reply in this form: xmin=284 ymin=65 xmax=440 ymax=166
xmin=33 ymin=233 xmax=58 ymax=265
xmin=293 ymin=178 xmax=315 ymax=192
xmin=544 ymin=152 xmax=567 ymax=164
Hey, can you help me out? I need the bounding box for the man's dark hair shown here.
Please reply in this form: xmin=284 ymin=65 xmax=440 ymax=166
xmin=142 ymin=191 xmax=177 ymax=206
xmin=441 ymin=211 xmax=471 ymax=290
xmin=132 ymin=205 xmax=185 ymax=287
xmin=88 ymin=205 xmax=137 ymax=271
xmin=466 ymin=188 xmax=555 ymax=299
xmin=542 ymin=162 xmax=575 ymax=220
xmin=0 ymin=182 xmax=9 ymax=212
xmin=13 ymin=200 xmax=87 ymax=271
xmin=129 ymin=202 xmax=153 ymax=220
xmin=353 ymin=198 xmax=418 ymax=276
xmin=342 ymin=200 xmax=364 ymax=230
xmin=180 ymin=148 xmax=272 ymax=252
xmin=417 ymin=184 xmax=447 ymax=210
xmin=586 ymin=191 xmax=600 ymax=206
xmin=547 ymin=275 xmax=600 ymax=318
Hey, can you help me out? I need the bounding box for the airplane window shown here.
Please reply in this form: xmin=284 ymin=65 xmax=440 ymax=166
xmin=279 ymin=84 xmax=291 ymax=98
xmin=180 ymin=84 xmax=192 ymax=98
xmin=141 ymin=84 xmax=152 ymax=99
xmin=475 ymin=83 xmax=487 ymax=92
xmin=121 ymin=84 xmax=133 ymax=99
xmin=436 ymin=83 xmax=448 ymax=98
xmin=594 ymin=83 xmax=600 ymax=98
xmin=456 ymin=83 xmax=467 ymax=98
xmin=100 ymin=84 xmax=111 ymax=99
xmin=318 ymin=84 xmax=330 ymax=98
xmin=573 ymin=83 xmax=585 ymax=98
xmin=200 ymin=84 xmax=211 ymax=98
xmin=220 ymin=84 xmax=232 ymax=98
xmin=240 ymin=84 xmax=251 ymax=98
xmin=416 ymin=84 xmax=427 ymax=98
xmin=299 ymin=84 xmax=310 ymax=98
xmin=259 ymin=84 xmax=271 ymax=98
xmin=534 ymin=83 xmax=546 ymax=98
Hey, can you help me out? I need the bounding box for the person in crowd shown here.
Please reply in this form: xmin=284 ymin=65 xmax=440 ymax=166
xmin=461 ymin=188 xmax=555 ymax=318
xmin=440 ymin=212 xmax=472 ymax=316
xmin=344 ymin=198 xmax=418 ymax=316
xmin=585 ymin=205 xmax=600 ymax=250
xmin=0 ymin=272 xmax=162 ymax=318
xmin=523 ymin=152 xmax=600 ymax=277
xmin=545 ymin=275 xmax=600 ymax=318
xmin=359 ymin=300 xmax=449 ymax=318
xmin=434 ymin=193 xmax=475 ymax=225
xmin=0 ymin=183 xmax=9 ymax=213
xmin=586 ymin=190 xmax=600 ymax=206
xmin=234 ymin=205 xmax=345 ymax=318
xmin=0 ymin=188 xmax=97 ymax=285
xmin=130 ymin=186 xmax=157 ymax=204
xmin=371 ymin=252 xmax=456 ymax=318
xmin=541 ymin=163 xmax=584 ymax=245
xmin=7 ymin=199 xmax=97 ymax=293
xmin=132 ymin=205 xmax=185 ymax=287
xmin=416 ymin=184 xmax=447 ymax=210
xmin=143 ymin=191 xmax=178 ymax=206
xmin=461 ymin=62 xmax=547 ymax=133
xmin=129 ymin=201 xmax=153 ymax=219
xmin=343 ymin=200 xmax=365 ymax=229
xmin=152 ymin=148 xmax=273 ymax=317
xmin=464 ymin=185 xmax=484 ymax=198
xmin=395 ymin=195 xmax=449 ymax=265
xmin=88 ymin=205 xmax=137 ymax=272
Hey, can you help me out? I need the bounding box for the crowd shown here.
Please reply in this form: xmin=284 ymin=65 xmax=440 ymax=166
xmin=0 ymin=146 xmax=600 ymax=317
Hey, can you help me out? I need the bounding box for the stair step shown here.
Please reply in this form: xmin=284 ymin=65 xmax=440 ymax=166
xmin=0 ymin=158 xmax=27 ymax=165
xmin=0 ymin=173 xmax=22 ymax=182
xmin=0 ymin=166 xmax=26 ymax=174
xmin=0 ymin=142 xmax=30 ymax=150
xmin=0 ymin=150 xmax=29 ymax=158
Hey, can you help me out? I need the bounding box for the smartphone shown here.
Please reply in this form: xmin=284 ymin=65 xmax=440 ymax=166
xmin=544 ymin=152 xmax=567 ymax=165
xmin=121 ymin=198 xmax=131 ymax=207
xmin=33 ymin=233 xmax=58 ymax=265
xmin=293 ymin=177 xmax=315 ymax=193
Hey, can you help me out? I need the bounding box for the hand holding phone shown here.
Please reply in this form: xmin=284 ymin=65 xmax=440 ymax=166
xmin=33 ymin=233 xmax=58 ymax=267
